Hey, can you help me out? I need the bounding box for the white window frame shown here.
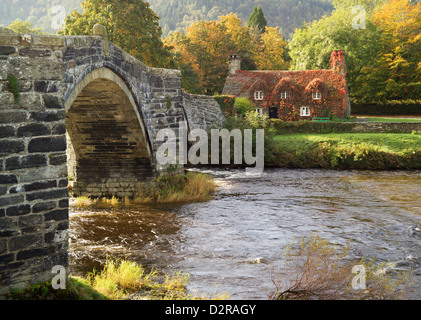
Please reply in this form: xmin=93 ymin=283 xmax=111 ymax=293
xmin=280 ymin=92 xmax=289 ymax=99
xmin=312 ymin=91 xmax=321 ymax=100
xmin=254 ymin=91 xmax=264 ymax=101
xmin=300 ymin=106 xmax=311 ymax=117
xmin=255 ymin=108 xmax=263 ymax=117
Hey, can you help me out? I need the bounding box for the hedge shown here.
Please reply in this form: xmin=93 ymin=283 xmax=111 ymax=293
xmin=351 ymin=101 xmax=421 ymax=115
xmin=269 ymin=119 xmax=357 ymax=134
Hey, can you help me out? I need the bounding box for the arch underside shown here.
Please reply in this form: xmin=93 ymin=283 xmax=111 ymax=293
xmin=66 ymin=73 xmax=154 ymax=198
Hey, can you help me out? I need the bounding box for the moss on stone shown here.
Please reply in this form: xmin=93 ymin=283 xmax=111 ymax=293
xmin=8 ymin=74 xmax=19 ymax=103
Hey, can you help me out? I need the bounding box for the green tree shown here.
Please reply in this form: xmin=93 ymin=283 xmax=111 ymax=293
xmin=60 ymin=0 xmax=173 ymax=68
xmin=7 ymin=19 xmax=43 ymax=34
xmin=247 ymin=5 xmax=268 ymax=34
xmin=288 ymin=2 xmax=384 ymax=103
xmin=370 ymin=0 xmax=421 ymax=101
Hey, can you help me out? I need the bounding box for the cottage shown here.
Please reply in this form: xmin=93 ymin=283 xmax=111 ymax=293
xmin=222 ymin=50 xmax=351 ymax=121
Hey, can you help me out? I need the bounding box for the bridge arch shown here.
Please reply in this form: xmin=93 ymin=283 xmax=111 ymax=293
xmin=65 ymin=67 xmax=154 ymax=198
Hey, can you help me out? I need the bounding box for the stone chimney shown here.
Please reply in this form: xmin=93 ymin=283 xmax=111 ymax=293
xmin=228 ymin=54 xmax=241 ymax=76
xmin=330 ymin=50 xmax=347 ymax=76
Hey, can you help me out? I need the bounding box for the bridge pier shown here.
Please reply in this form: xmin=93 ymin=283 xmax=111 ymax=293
xmin=0 ymin=26 xmax=223 ymax=295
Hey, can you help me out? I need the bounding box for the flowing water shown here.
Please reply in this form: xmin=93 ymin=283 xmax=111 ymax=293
xmin=69 ymin=168 xmax=421 ymax=299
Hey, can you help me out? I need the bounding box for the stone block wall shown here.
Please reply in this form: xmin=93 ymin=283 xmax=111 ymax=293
xmin=0 ymin=72 xmax=69 ymax=296
xmin=352 ymin=122 xmax=421 ymax=133
xmin=182 ymin=91 xmax=225 ymax=131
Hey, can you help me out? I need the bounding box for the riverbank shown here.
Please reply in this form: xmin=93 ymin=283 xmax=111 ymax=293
xmin=7 ymin=258 xmax=229 ymax=300
xmin=268 ymin=133 xmax=421 ymax=170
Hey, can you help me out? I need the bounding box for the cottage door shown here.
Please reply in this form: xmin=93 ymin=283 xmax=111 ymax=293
xmin=269 ymin=107 xmax=279 ymax=119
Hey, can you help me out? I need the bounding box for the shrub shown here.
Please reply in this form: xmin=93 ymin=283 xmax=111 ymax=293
xmin=245 ymin=110 xmax=269 ymax=129
xmin=269 ymin=234 xmax=412 ymax=300
xmin=234 ymin=97 xmax=255 ymax=116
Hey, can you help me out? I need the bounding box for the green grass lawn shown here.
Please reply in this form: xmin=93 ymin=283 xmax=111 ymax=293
xmin=357 ymin=117 xmax=421 ymax=122
xmin=273 ymin=133 xmax=421 ymax=152
xmin=270 ymin=133 xmax=421 ymax=169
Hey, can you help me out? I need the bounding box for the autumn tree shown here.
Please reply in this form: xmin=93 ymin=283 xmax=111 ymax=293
xmin=254 ymin=27 xmax=289 ymax=70
xmin=220 ymin=13 xmax=257 ymax=71
xmin=60 ymin=0 xmax=173 ymax=68
xmin=180 ymin=19 xmax=236 ymax=94
xmin=166 ymin=31 xmax=204 ymax=94
xmin=165 ymin=13 xmax=288 ymax=95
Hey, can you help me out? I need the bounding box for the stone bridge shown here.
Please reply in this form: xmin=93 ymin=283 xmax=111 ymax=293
xmin=0 ymin=25 xmax=223 ymax=295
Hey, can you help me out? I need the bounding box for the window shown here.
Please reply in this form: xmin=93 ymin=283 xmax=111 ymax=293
xmin=254 ymin=91 xmax=264 ymax=101
xmin=256 ymin=108 xmax=263 ymax=117
xmin=280 ymin=92 xmax=289 ymax=99
xmin=300 ymin=106 xmax=311 ymax=117
xmin=312 ymin=91 xmax=321 ymax=100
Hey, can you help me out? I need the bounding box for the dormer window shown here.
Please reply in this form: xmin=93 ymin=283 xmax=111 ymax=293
xmin=312 ymin=92 xmax=321 ymax=100
xmin=280 ymin=92 xmax=289 ymax=99
xmin=254 ymin=91 xmax=264 ymax=101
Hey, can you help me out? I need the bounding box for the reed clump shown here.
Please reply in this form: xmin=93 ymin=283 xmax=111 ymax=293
xmin=135 ymin=171 xmax=217 ymax=204
xmin=71 ymin=171 xmax=217 ymax=208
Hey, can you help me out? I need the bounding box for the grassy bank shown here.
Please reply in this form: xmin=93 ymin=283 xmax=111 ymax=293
xmin=7 ymin=258 xmax=229 ymax=300
xmin=73 ymin=171 xmax=218 ymax=208
xmin=357 ymin=117 xmax=421 ymax=123
xmin=269 ymin=133 xmax=421 ymax=170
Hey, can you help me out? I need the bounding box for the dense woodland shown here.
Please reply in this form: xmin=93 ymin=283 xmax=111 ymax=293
xmin=1 ymin=0 xmax=420 ymax=106
xmin=148 ymin=0 xmax=334 ymax=37
xmin=0 ymin=0 xmax=333 ymax=37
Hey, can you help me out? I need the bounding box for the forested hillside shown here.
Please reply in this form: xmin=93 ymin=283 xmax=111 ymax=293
xmin=149 ymin=0 xmax=333 ymax=37
xmin=0 ymin=0 xmax=83 ymax=33
xmin=0 ymin=0 xmax=333 ymax=37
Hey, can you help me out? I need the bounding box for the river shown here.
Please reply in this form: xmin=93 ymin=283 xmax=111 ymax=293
xmin=69 ymin=168 xmax=421 ymax=299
